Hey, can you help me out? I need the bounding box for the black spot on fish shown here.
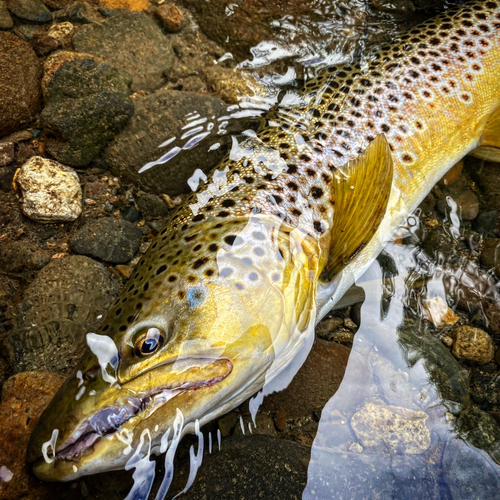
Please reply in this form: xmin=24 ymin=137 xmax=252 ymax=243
xmin=192 ymin=214 xmax=205 ymax=222
xmin=156 ymin=265 xmax=167 ymax=275
xmin=193 ymin=257 xmax=209 ymax=269
xmin=168 ymin=275 xmax=177 ymax=282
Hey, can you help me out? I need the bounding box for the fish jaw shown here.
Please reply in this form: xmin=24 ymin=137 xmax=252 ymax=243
xmin=27 ymin=353 xmax=236 ymax=481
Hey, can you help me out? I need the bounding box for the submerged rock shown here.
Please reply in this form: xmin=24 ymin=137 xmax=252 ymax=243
xmin=73 ymin=11 xmax=174 ymax=92
xmin=5 ymin=255 xmax=120 ymax=373
xmin=0 ymin=240 xmax=50 ymax=273
xmin=452 ymin=326 xmax=495 ymax=365
xmin=6 ymin=0 xmax=51 ymax=23
xmin=0 ymin=32 xmax=42 ymax=137
xmin=41 ymin=55 xmax=134 ymax=167
xmin=70 ymin=216 xmax=142 ymax=264
xmin=0 ymin=0 xmax=13 ymax=29
xmin=481 ymin=239 xmax=500 ymax=277
xmin=0 ymin=371 xmax=65 ymax=500
xmin=155 ymin=3 xmax=183 ymax=32
xmin=15 ymin=156 xmax=83 ymax=222
xmin=0 ymin=141 xmax=14 ymax=166
xmin=350 ymin=402 xmax=431 ymax=454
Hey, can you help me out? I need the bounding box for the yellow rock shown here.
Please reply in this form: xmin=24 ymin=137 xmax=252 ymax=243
xmin=99 ymin=0 xmax=149 ymax=11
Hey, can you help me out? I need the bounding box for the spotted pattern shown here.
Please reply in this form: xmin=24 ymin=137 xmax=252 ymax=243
xmin=99 ymin=0 xmax=500 ymax=338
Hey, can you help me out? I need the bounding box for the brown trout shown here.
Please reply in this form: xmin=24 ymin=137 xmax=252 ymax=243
xmin=28 ymin=0 xmax=500 ymax=483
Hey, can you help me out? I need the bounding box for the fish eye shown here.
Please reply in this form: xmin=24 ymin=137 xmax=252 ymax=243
xmin=134 ymin=327 xmax=165 ymax=357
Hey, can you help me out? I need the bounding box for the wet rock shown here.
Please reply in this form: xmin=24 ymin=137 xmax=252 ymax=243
xmin=419 ymin=191 xmax=436 ymax=214
xmin=423 ymin=296 xmax=458 ymax=328
xmin=135 ymin=191 xmax=170 ymax=218
xmin=452 ymin=326 xmax=495 ymax=364
xmin=218 ymin=411 xmax=238 ymax=437
xmin=350 ymin=402 xmax=431 ymax=454
xmin=261 ymin=339 xmax=350 ymax=420
xmin=70 ymin=217 xmax=142 ymax=264
xmin=485 ymin=302 xmax=500 ymax=337
xmin=98 ymin=90 xmax=238 ymax=196
xmin=0 ymin=240 xmax=50 ymax=273
xmin=471 ymin=366 xmax=500 ymax=409
xmin=0 ymin=141 xmax=14 ymax=166
xmin=457 ymin=406 xmax=500 ymax=454
xmin=0 ymin=0 xmax=13 ymax=28
xmin=15 ymin=156 xmax=83 ymax=222
xmin=155 ymin=3 xmax=183 ymax=32
xmin=0 ymin=32 xmax=42 ymax=137
xmin=98 ymin=0 xmax=149 ymax=10
xmin=6 ymin=0 xmax=51 ymax=23
xmin=456 ymin=190 xmax=480 ymax=221
xmin=5 ymin=255 xmax=120 ymax=373
xmin=169 ymin=435 xmax=310 ymax=499
xmin=470 ymin=159 xmax=500 ymax=206
xmin=73 ymin=11 xmax=174 ymax=92
xmin=481 ymin=239 xmax=500 ymax=276
xmin=438 ymin=159 xmax=463 ymax=186
xmin=32 ymin=32 xmax=62 ymax=55
xmin=0 ymin=371 xmax=65 ymax=500
xmin=47 ymin=21 xmax=74 ymax=41
xmin=475 ymin=210 xmax=499 ymax=234
xmin=421 ymin=224 xmax=455 ymax=259
xmin=443 ymin=436 xmax=500 ymax=499
xmin=41 ymin=55 xmax=134 ymax=167
xmin=53 ymin=1 xmax=102 ymax=24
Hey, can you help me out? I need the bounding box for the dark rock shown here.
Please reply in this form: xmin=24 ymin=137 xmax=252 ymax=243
xmin=155 ymin=3 xmax=183 ymax=32
xmin=53 ymin=1 xmax=102 ymax=24
xmin=168 ymin=435 xmax=310 ymax=499
xmin=457 ymin=406 xmax=500 ymax=454
xmin=0 ymin=240 xmax=50 ymax=273
xmin=136 ymin=191 xmax=170 ymax=218
xmin=0 ymin=371 xmax=66 ymax=500
xmin=0 ymin=0 xmax=13 ymax=28
xmin=481 ymin=239 xmax=500 ymax=276
xmin=0 ymin=32 xmax=42 ymax=137
xmin=73 ymin=11 xmax=174 ymax=92
xmin=41 ymin=56 xmax=134 ymax=167
xmin=456 ymin=190 xmax=480 ymax=221
xmin=120 ymin=204 xmax=142 ymax=223
xmin=4 ymin=255 xmax=120 ymax=374
xmin=475 ymin=210 xmax=499 ymax=234
xmin=442 ymin=436 xmax=500 ymax=499
xmin=6 ymin=0 xmax=51 ymax=23
xmin=485 ymin=302 xmax=500 ymax=337
xmin=470 ymin=159 xmax=500 ymax=209
xmin=421 ymin=225 xmax=456 ymax=260
xmin=261 ymin=339 xmax=350 ymax=421
xmin=70 ymin=217 xmax=142 ymax=264
xmin=0 ymin=141 xmax=14 ymax=166
xmin=471 ymin=366 xmax=500 ymax=409
xmin=12 ymin=23 xmax=42 ymax=41
xmin=32 ymin=32 xmax=62 ymax=55
xmin=98 ymin=90 xmax=243 ymax=196
xmin=418 ymin=191 xmax=436 ymax=214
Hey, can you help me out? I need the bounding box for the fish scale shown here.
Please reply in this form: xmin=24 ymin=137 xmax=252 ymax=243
xmin=28 ymin=0 xmax=500 ymax=484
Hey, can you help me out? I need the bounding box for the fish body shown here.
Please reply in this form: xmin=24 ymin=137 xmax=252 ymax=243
xmin=28 ymin=0 xmax=500 ymax=483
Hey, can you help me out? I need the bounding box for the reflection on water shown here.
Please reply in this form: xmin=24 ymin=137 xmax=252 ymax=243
xmin=306 ymin=233 xmax=500 ymax=499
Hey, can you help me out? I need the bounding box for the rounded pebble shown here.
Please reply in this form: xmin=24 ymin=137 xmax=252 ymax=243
xmin=452 ymin=326 xmax=495 ymax=365
xmin=155 ymin=3 xmax=184 ymax=32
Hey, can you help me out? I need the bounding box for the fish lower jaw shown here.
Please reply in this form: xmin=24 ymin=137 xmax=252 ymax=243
xmin=55 ymin=374 xmax=228 ymax=462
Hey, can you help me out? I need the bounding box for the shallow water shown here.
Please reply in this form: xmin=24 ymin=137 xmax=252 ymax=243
xmin=2 ymin=0 xmax=500 ymax=499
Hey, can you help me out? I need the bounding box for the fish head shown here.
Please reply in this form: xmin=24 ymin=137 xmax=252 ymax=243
xmin=27 ymin=216 xmax=320 ymax=481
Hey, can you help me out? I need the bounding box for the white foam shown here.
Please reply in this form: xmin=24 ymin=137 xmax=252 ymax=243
xmin=86 ymin=333 xmax=118 ymax=385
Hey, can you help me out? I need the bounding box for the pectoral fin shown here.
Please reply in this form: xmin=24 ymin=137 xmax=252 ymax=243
xmin=323 ymin=134 xmax=393 ymax=279
xmin=470 ymin=107 xmax=500 ymax=162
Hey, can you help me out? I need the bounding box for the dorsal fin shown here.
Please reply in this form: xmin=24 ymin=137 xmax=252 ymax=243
xmin=323 ymin=134 xmax=394 ymax=279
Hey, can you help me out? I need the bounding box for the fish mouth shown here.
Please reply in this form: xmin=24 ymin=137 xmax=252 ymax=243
xmin=55 ymin=360 xmax=233 ymax=462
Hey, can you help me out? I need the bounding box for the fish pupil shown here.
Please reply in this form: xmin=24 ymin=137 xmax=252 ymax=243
xmin=142 ymin=338 xmax=158 ymax=354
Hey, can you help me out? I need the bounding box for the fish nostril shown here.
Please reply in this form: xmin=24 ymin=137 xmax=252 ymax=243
xmin=83 ymin=367 xmax=99 ymax=381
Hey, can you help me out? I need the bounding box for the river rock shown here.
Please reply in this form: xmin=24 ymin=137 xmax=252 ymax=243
xmin=72 ymin=11 xmax=174 ymax=92
xmin=456 ymin=189 xmax=480 ymax=221
xmin=98 ymin=0 xmax=149 ymax=10
xmin=0 ymin=141 xmax=14 ymax=166
xmin=135 ymin=191 xmax=170 ymax=218
xmin=4 ymin=255 xmax=121 ymax=373
xmin=475 ymin=210 xmax=499 ymax=234
xmin=6 ymin=0 xmax=51 ymax=23
xmin=0 ymin=371 xmax=65 ymax=500
xmin=41 ymin=55 xmax=134 ymax=167
xmin=15 ymin=156 xmax=83 ymax=222
xmin=98 ymin=89 xmax=240 ymax=195
xmin=457 ymin=406 xmax=500 ymax=454
xmin=0 ymin=32 xmax=42 ymax=137
xmin=53 ymin=1 xmax=102 ymax=24
xmin=70 ymin=216 xmax=142 ymax=263
xmin=0 ymin=0 xmax=13 ymax=28
xmin=452 ymin=326 xmax=495 ymax=364
xmin=481 ymin=239 xmax=500 ymax=276
xmin=350 ymin=402 xmax=431 ymax=454
xmin=155 ymin=3 xmax=183 ymax=32
xmin=0 ymin=240 xmax=50 ymax=273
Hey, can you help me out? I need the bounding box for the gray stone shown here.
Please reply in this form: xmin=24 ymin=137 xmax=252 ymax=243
xmin=5 ymin=255 xmax=121 ymax=374
xmin=98 ymin=89 xmax=242 ymax=196
xmin=41 ymin=56 xmax=134 ymax=167
xmin=70 ymin=217 xmax=142 ymax=264
xmin=0 ymin=141 xmax=13 ymax=166
xmin=0 ymin=32 xmax=42 ymax=137
xmin=475 ymin=210 xmax=499 ymax=234
xmin=6 ymin=0 xmax=51 ymax=23
xmin=456 ymin=189 xmax=480 ymax=220
xmin=73 ymin=11 xmax=174 ymax=92
xmin=53 ymin=1 xmax=101 ymax=24
xmin=135 ymin=192 xmax=170 ymax=218
xmin=481 ymin=239 xmax=500 ymax=276
xmin=16 ymin=156 xmax=83 ymax=222
xmin=0 ymin=0 xmax=13 ymax=28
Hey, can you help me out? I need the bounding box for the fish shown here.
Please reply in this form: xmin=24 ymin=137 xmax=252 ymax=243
xmin=27 ymin=0 xmax=500 ymax=486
